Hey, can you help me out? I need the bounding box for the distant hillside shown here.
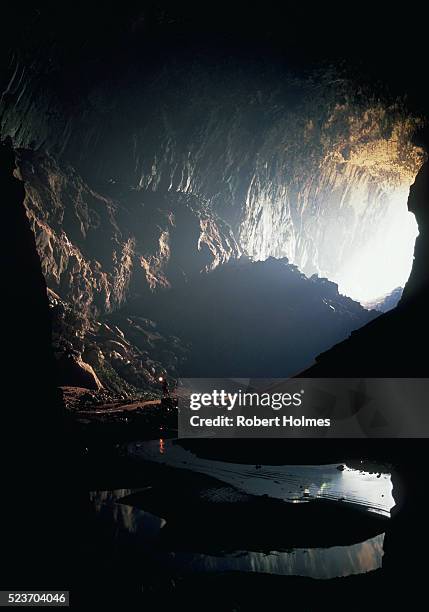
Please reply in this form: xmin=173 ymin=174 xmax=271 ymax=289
xmin=362 ymin=287 xmax=403 ymax=313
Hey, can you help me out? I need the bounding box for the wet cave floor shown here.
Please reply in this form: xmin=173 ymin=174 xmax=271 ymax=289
xmin=76 ymin=436 xmax=398 ymax=609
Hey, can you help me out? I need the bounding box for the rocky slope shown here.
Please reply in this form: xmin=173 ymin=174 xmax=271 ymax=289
xmin=49 ymin=288 xmax=188 ymax=396
xmin=14 ymin=149 xmax=240 ymax=394
xmin=133 ymin=256 xmax=379 ymax=378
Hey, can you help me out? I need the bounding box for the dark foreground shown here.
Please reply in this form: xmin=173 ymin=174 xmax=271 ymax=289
xmin=50 ymin=416 xmax=421 ymax=610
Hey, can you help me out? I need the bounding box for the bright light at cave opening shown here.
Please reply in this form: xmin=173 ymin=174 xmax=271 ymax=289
xmin=243 ymin=181 xmax=419 ymax=306
xmin=241 ymin=155 xmax=422 ymax=306
xmin=334 ymin=186 xmax=419 ymax=304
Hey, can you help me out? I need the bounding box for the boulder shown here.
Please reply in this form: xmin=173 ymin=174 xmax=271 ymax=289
xmin=56 ymin=354 xmax=103 ymax=390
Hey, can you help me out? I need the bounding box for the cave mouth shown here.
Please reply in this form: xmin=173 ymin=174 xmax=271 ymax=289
xmin=239 ymin=141 xmax=423 ymax=306
xmin=244 ymin=183 xmax=419 ymax=305
xmin=332 ymin=187 xmax=419 ymax=303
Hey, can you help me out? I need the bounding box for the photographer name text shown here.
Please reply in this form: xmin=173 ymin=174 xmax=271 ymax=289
xmin=189 ymin=415 xmax=331 ymax=428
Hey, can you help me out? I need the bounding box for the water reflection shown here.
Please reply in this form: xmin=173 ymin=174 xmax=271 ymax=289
xmin=168 ymin=534 xmax=384 ymax=579
xmin=89 ymin=490 xmax=385 ymax=579
xmin=89 ymin=441 xmax=391 ymax=581
xmin=128 ymin=439 xmax=394 ymax=516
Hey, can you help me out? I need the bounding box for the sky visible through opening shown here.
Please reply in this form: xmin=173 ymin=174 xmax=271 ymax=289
xmin=333 ymin=187 xmax=418 ymax=303
xmin=249 ymin=183 xmax=419 ymax=306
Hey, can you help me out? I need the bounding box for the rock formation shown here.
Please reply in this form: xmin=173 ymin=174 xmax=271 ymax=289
xmin=1 ymin=67 xmax=424 ymax=389
xmin=138 ymin=256 xmax=378 ymax=377
xmin=1 ymin=32 xmax=424 ymax=304
xmin=17 ymin=149 xmax=240 ymax=316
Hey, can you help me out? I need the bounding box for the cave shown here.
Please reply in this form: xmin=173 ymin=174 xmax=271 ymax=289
xmin=2 ymin=50 xmax=425 ymax=383
xmin=1 ymin=5 xmax=428 ymax=608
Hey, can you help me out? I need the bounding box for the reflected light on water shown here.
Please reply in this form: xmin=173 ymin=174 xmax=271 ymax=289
xmin=89 ymin=490 xmax=385 ymax=580
xmin=88 ymin=440 xmax=393 ymax=582
xmin=129 ymin=439 xmax=394 ymax=516
xmin=176 ymin=533 xmax=385 ymax=579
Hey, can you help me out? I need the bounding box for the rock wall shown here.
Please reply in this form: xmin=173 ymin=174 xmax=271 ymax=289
xmin=2 ymin=34 xmax=426 ymax=391
xmin=17 ymin=149 xmax=240 ymax=316
xmin=239 ymin=106 xmax=423 ymax=299
xmin=2 ymin=57 xmax=423 ymax=303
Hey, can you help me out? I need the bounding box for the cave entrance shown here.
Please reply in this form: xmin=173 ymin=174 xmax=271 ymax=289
xmin=329 ymin=185 xmax=419 ymax=304
xmin=240 ymin=143 xmax=423 ymax=308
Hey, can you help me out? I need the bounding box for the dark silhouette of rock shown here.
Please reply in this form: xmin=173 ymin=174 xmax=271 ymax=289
xmin=301 ymin=150 xmax=429 ymax=593
xmin=302 ymin=159 xmax=428 ymax=377
xmin=137 ymin=256 xmax=378 ymax=377
xmin=0 ymin=138 xmax=80 ymax=588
